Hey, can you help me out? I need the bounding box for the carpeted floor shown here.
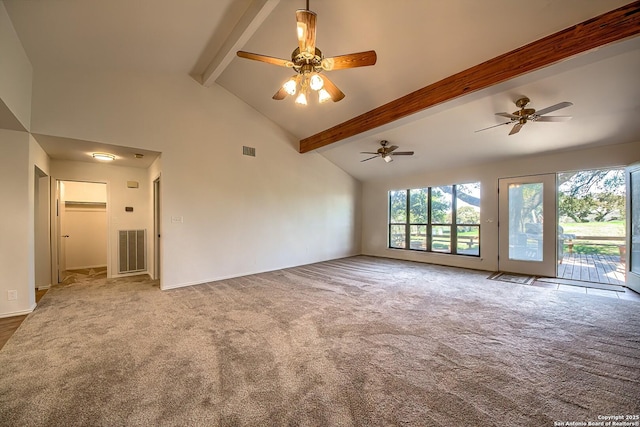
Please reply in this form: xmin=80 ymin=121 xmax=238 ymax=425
xmin=1 ymin=256 xmax=638 ymax=426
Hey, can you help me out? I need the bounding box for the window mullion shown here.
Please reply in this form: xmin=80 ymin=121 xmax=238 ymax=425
xmin=426 ymin=187 xmax=432 ymax=252
xmin=451 ymin=185 xmax=458 ymax=254
xmin=405 ymin=189 xmax=410 ymax=249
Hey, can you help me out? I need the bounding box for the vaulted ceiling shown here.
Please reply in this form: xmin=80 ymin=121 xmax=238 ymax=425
xmin=4 ymin=0 xmax=639 ymax=179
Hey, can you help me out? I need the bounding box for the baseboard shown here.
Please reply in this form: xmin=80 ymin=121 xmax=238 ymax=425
xmin=0 ymin=303 xmax=36 ymax=319
xmin=159 ymin=255 xmax=363 ymax=291
xmin=37 ymin=284 xmax=51 ymax=290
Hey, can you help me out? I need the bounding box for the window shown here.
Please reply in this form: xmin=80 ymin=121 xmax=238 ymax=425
xmin=388 ymin=182 xmax=480 ymax=256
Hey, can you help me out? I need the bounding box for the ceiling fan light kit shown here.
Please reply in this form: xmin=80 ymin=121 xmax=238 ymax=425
xmin=236 ymin=0 xmax=377 ymax=105
xmin=476 ymin=96 xmax=573 ymax=135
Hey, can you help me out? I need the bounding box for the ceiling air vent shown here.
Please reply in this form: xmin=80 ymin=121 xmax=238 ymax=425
xmin=242 ymin=146 xmax=256 ymax=157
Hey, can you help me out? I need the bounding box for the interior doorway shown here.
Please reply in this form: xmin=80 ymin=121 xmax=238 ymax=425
xmin=56 ymin=180 xmax=107 ymax=283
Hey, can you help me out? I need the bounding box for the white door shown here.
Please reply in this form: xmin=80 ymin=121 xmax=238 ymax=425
xmin=626 ymin=163 xmax=640 ymax=293
xmin=499 ymin=174 xmax=558 ymax=277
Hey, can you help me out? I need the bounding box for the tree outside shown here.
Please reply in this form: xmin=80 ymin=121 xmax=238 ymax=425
xmin=558 ymin=168 xmax=625 ymax=255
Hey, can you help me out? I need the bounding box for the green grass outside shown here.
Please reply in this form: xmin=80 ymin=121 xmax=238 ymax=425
xmin=560 ymin=220 xmax=625 ymax=255
xmin=559 ymin=220 xmax=625 ymax=236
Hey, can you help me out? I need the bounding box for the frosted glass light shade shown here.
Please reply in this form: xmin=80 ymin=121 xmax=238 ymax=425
xmin=318 ymin=89 xmax=332 ymax=103
xmin=309 ymin=74 xmax=324 ymax=91
xmin=283 ymin=78 xmax=297 ymax=95
xmin=295 ymin=92 xmax=308 ymax=105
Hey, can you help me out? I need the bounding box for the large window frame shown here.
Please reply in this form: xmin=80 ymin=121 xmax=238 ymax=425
xmin=389 ymin=183 xmax=481 ymax=256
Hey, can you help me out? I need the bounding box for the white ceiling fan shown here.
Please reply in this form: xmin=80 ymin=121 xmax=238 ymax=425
xmin=476 ymin=97 xmax=573 ymax=135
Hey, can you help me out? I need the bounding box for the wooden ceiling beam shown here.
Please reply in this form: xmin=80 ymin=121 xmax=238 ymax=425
xmin=299 ymin=1 xmax=640 ymax=153
xmin=200 ymin=0 xmax=281 ymax=87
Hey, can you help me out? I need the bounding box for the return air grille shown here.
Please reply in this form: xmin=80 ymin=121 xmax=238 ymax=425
xmin=118 ymin=229 xmax=146 ymax=273
xmin=242 ymin=146 xmax=256 ymax=157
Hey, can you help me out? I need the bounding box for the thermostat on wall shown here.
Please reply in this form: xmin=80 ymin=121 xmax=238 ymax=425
xmin=125 ymin=207 xmax=133 ymax=212
xmin=127 ymin=181 xmax=139 ymax=188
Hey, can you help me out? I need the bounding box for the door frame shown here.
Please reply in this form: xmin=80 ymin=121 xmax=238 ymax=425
xmin=153 ymin=175 xmax=161 ymax=281
xmin=498 ymin=173 xmax=558 ymax=277
xmin=626 ymin=162 xmax=640 ymax=293
xmin=52 ymin=179 xmax=110 ymax=283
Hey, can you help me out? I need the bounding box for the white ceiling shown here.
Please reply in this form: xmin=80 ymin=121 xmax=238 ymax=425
xmin=3 ymin=0 xmax=639 ymax=178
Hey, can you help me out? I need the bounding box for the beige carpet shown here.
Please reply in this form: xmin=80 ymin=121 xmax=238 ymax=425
xmin=0 ymin=256 xmax=638 ymax=426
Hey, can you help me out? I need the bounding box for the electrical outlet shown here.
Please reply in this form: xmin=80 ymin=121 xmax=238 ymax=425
xmin=7 ymin=290 xmax=17 ymax=301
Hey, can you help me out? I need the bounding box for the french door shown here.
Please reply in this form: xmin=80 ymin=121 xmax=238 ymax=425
xmin=498 ymin=174 xmax=558 ymax=277
xmin=626 ymin=163 xmax=640 ymax=293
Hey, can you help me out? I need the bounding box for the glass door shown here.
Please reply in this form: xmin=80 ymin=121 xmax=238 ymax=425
xmin=626 ymin=163 xmax=640 ymax=293
xmin=498 ymin=174 xmax=558 ymax=277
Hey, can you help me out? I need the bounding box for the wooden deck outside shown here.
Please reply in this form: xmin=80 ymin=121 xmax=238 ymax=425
xmin=557 ymin=253 xmax=625 ymax=286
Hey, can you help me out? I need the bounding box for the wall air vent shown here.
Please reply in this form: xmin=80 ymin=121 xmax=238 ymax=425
xmin=118 ymin=229 xmax=146 ymax=273
xmin=242 ymin=146 xmax=256 ymax=157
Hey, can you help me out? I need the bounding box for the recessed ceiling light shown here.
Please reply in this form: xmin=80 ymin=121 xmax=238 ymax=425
xmin=92 ymin=153 xmax=115 ymax=161
xmin=134 ymin=153 xmax=144 ymax=159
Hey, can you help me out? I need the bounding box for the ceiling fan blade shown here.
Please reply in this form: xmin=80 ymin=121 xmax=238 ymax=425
xmin=296 ymin=9 xmax=317 ymax=56
xmin=391 ymin=151 xmax=414 ymax=155
xmin=360 ymin=151 xmax=379 ymax=154
xmin=509 ymin=123 xmax=524 ymax=135
xmin=320 ymin=74 xmax=345 ymax=102
xmin=534 ymin=116 xmax=573 ymax=122
xmin=495 ymin=112 xmax=519 ymax=120
xmin=387 ymin=145 xmax=399 ymax=153
xmin=273 ymin=74 xmax=300 ymax=100
xmin=237 ymin=51 xmax=293 ymax=67
xmin=321 ymin=51 xmax=377 ymax=71
xmin=360 ymin=155 xmax=379 ymax=162
xmin=474 ymin=121 xmax=512 ymax=132
xmin=272 ymin=87 xmax=288 ymax=100
xmin=534 ymin=101 xmax=573 ymax=116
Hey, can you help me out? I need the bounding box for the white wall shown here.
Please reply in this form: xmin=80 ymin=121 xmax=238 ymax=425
xmin=362 ymin=141 xmax=640 ymax=272
xmin=0 ymin=131 xmax=49 ymax=317
xmin=50 ymin=160 xmax=151 ymax=280
xmin=0 ymin=2 xmax=32 ymax=130
xmin=32 ymin=70 xmax=362 ymax=290
xmin=0 ymin=130 xmax=31 ymax=316
xmin=63 ymin=180 xmax=107 ymax=203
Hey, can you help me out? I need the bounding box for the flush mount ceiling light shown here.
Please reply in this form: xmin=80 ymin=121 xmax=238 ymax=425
xmin=236 ymin=0 xmax=377 ymax=105
xmin=92 ymin=153 xmax=115 ymax=161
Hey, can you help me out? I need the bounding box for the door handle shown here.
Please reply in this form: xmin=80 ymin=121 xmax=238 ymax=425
xmin=62 ymin=235 xmax=70 ymax=238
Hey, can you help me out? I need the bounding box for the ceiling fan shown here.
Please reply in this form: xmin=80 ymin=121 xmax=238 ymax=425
xmin=236 ymin=0 xmax=377 ymax=105
xmin=476 ymin=97 xmax=573 ymax=135
xmin=361 ymin=140 xmax=414 ymax=163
